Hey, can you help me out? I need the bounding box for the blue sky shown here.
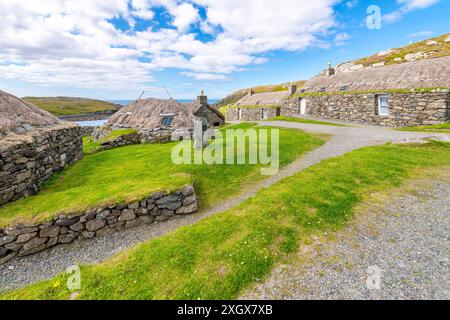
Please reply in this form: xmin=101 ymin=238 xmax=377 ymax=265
xmin=0 ymin=0 xmax=448 ymax=100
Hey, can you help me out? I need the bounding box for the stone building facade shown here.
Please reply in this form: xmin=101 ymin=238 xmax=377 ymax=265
xmin=283 ymin=56 xmax=450 ymax=127
xmin=186 ymin=92 xmax=225 ymax=128
xmin=283 ymin=91 xmax=449 ymax=127
xmin=226 ymin=88 xmax=294 ymax=121
xmin=0 ymin=125 xmax=83 ymax=206
xmin=227 ymin=106 xmax=280 ymax=121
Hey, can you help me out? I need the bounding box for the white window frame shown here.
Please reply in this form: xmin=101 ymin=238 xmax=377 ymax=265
xmin=377 ymin=94 xmax=390 ymax=116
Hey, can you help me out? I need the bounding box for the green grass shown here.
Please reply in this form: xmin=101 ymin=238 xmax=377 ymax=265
xmin=23 ymin=97 xmax=120 ymax=116
xmin=0 ymin=124 xmax=324 ymax=227
xmin=397 ymin=122 xmax=450 ymax=134
xmin=2 ymin=141 xmax=449 ymax=300
xmin=83 ymin=129 xmax=138 ymax=155
xmin=266 ymin=116 xmax=349 ymax=127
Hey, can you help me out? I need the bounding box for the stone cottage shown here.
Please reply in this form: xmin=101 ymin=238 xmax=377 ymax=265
xmin=226 ymin=85 xmax=298 ymax=121
xmin=185 ymin=91 xmax=225 ymax=128
xmin=105 ymin=98 xmax=196 ymax=142
xmin=283 ymin=56 xmax=450 ymax=127
xmin=0 ymin=90 xmax=82 ymax=206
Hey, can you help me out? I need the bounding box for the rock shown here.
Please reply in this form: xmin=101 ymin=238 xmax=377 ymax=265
xmin=180 ymin=185 xmax=195 ymax=197
xmin=82 ymin=231 xmax=95 ymax=239
xmin=125 ymin=219 xmax=143 ymax=229
xmin=176 ymin=202 xmax=198 ymax=214
xmin=59 ymin=234 xmax=77 ymax=244
xmin=118 ymin=209 xmax=136 ymax=222
xmin=60 ymin=226 xmax=69 ymax=235
xmin=0 ymin=251 xmax=17 ymax=264
xmin=40 ymin=226 xmax=61 ymax=238
xmin=96 ymin=209 xmax=111 ymax=219
xmin=47 ymin=237 xmax=58 ymax=248
xmin=136 ymin=207 xmax=148 ymax=216
xmin=183 ymin=195 xmax=196 ymax=206
xmin=16 ymin=232 xmax=37 ymax=243
xmin=69 ymin=223 xmax=85 ymax=232
xmin=156 ymin=195 xmax=180 ymax=208
xmin=140 ymin=200 xmax=147 ymax=207
xmin=86 ymin=219 xmax=106 ymax=232
xmin=111 ymin=209 xmax=122 ymax=217
xmin=96 ymin=228 xmax=113 ymax=237
xmin=138 ymin=215 xmax=155 ymax=225
xmin=4 ymin=242 xmax=23 ymax=252
xmin=4 ymin=227 xmax=38 ymax=236
xmin=22 ymin=237 xmax=48 ymax=251
xmin=128 ymin=202 xmax=139 ymax=209
xmin=55 ymin=216 xmax=79 ymax=226
xmin=0 ymin=246 xmax=8 ymax=258
xmin=107 ymin=217 xmax=118 ymax=225
xmin=0 ymin=235 xmax=15 ymax=246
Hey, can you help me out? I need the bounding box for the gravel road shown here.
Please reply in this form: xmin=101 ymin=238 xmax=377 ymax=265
xmin=241 ymin=174 xmax=450 ymax=300
xmin=1 ymin=121 xmax=449 ymax=292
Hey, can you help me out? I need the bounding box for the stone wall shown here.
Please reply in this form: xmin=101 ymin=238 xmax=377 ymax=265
xmin=282 ymin=91 xmax=449 ymax=127
xmin=98 ymin=132 xmax=141 ymax=150
xmin=226 ymin=107 xmax=280 ymax=121
xmin=0 ymin=185 xmax=198 ymax=264
xmin=0 ymin=125 xmax=83 ymax=206
xmin=79 ymin=126 xmax=96 ymax=137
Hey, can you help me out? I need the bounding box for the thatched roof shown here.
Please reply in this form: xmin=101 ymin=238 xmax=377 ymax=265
xmin=302 ymin=56 xmax=450 ymax=93
xmin=185 ymin=101 xmax=225 ymax=120
xmin=107 ymin=98 xmax=195 ymax=130
xmin=235 ymin=91 xmax=288 ymax=106
xmin=0 ymin=90 xmax=62 ymax=138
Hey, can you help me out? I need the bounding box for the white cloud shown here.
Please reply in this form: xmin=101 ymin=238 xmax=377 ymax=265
xmin=0 ymin=0 xmax=339 ymax=89
xmin=180 ymin=72 xmax=229 ymax=81
xmin=171 ymin=3 xmax=200 ymax=32
xmin=384 ymin=0 xmax=441 ymax=23
xmin=410 ymin=30 xmax=434 ymax=37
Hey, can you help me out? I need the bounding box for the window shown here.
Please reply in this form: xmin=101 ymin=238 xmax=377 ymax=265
xmin=161 ymin=116 xmax=174 ymax=127
xmin=238 ymin=108 xmax=242 ymax=120
xmin=377 ymin=95 xmax=389 ymax=116
xmin=261 ymin=108 xmax=268 ymax=120
xmin=213 ymin=122 xmax=220 ymax=127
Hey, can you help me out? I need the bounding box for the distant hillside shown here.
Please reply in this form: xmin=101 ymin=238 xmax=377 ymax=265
xmin=23 ymin=97 xmax=121 ymax=116
xmin=214 ymin=80 xmax=306 ymax=108
xmin=336 ymin=33 xmax=450 ymax=73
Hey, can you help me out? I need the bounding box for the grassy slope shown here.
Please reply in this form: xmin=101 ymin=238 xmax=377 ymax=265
xmin=23 ymin=97 xmax=120 ymax=116
xmin=0 ymin=124 xmax=325 ymax=227
xmin=2 ymin=141 xmax=449 ymax=300
xmin=349 ymin=33 xmax=450 ymax=67
xmin=397 ymin=122 xmax=450 ymax=134
xmin=83 ymin=129 xmax=138 ymax=155
xmin=266 ymin=116 xmax=349 ymax=127
xmin=215 ymin=80 xmax=306 ymax=108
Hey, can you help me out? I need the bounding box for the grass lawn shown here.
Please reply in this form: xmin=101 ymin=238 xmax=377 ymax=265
xmin=397 ymin=122 xmax=450 ymax=134
xmin=0 ymin=124 xmax=325 ymax=227
xmin=2 ymin=141 xmax=449 ymax=300
xmin=22 ymin=97 xmax=120 ymax=116
xmin=267 ymin=116 xmax=349 ymax=127
xmin=83 ymin=129 xmax=138 ymax=155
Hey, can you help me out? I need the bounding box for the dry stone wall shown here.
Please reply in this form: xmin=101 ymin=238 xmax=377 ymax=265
xmin=226 ymin=107 xmax=280 ymax=121
xmin=0 ymin=125 xmax=83 ymax=206
xmin=282 ymin=91 xmax=449 ymax=127
xmin=0 ymin=185 xmax=198 ymax=264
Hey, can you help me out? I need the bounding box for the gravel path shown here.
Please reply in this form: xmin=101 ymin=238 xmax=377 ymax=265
xmin=1 ymin=121 xmax=449 ymax=291
xmin=241 ymin=174 xmax=450 ymax=300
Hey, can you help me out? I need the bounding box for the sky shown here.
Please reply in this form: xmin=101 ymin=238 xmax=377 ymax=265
xmin=0 ymin=0 xmax=449 ymax=100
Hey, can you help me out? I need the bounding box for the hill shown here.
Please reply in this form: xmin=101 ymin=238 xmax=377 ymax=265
xmin=336 ymin=33 xmax=450 ymax=73
xmin=214 ymin=80 xmax=306 ymax=108
xmin=22 ymin=97 xmax=121 ymax=116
